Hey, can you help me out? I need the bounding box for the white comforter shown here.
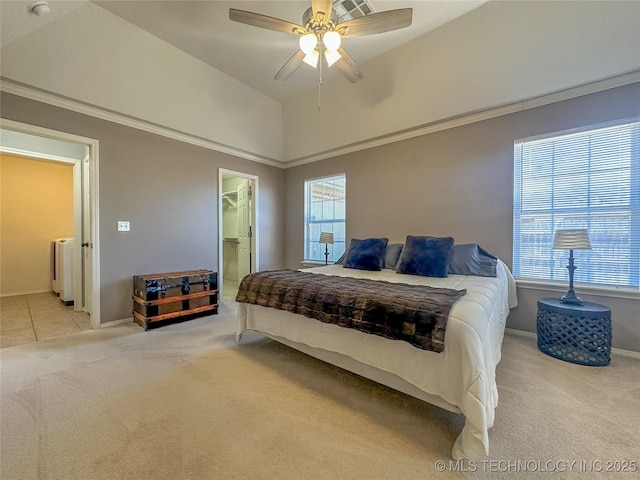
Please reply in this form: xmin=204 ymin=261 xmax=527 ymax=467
xmin=236 ymin=261 xmax=517 ymax=459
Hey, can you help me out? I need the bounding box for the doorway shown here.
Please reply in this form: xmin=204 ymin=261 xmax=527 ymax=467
xmin=0 ymin=119 xmax=100 ymax=329
xmin=219 ymin=169 xmax=258 ymax=299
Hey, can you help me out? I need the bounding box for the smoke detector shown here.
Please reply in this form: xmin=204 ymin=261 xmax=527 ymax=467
xmin=28 ymin=1 xmax=51 ymax=16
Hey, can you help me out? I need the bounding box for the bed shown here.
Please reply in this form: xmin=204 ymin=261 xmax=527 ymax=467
xmin=236 ymin=239 xmax=518 ymax=459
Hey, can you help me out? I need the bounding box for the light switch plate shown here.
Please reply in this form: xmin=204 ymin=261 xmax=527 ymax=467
xmin=117 ymin=221 xmax=130 ymax=232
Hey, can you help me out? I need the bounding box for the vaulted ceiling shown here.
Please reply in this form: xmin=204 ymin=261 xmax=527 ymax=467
xmin=2 ymin=1 xmax=639 ymax=165
xmin=93 ymin=1 xmax=488 ymax=102
xmin=2 ymin=1 xmax=488 ymax=102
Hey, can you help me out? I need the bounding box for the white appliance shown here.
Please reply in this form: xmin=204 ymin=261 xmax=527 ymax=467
xmin=52 ymin=237 xmax=74 ymax=304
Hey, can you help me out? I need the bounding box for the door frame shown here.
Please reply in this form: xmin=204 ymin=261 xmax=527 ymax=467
xmin=0 ymin=118 xmax=101 ymax=328
xmin=218 ymin=168 xmax=258 ymax=298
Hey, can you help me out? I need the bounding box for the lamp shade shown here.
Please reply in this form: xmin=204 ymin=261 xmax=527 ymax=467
xmin=324 ymin=49 xmax=341 ymax=66
xmin=323 ymin=31 xmax=341 ymax=52
xmin=553 ymin=229 xmax=592 ymax=250
xmin=319 ymin=232 xmax=334 ymax=245
xmin=303 ymin=50 xmax=319 ymax=68
xmin=299 ymin=33 xmax=318 ymax=55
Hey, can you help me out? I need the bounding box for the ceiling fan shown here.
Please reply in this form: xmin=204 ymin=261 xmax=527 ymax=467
xmin=229 ymin=0 xmax=413 ymax=84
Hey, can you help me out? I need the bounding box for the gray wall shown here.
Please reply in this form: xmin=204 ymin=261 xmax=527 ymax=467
xmin=285 ymin=83 xmax=640 ymax=352
xmin=1 ymin=93 xmax=286 ymax=324
xmin=2 ymin=85 xmax=638 ymax=351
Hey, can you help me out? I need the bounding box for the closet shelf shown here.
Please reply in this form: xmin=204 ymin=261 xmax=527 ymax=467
xmin=222 ymin=192 xmax=237 ymax=208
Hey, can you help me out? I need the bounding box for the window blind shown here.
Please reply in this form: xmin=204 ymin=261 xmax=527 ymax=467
xmin=513 ymin=119 xmax=640 ymax=288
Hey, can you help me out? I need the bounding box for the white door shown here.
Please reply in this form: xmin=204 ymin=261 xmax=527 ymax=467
xmin=72 ymin=152 xmax=92 ymax=313
xmin=219 ymin=169 xmax=258 ymax=298
xmin=82 ymin=154 xmax=92 ymax=313
xmin=237 ymin=180 xmax=251 ymax=280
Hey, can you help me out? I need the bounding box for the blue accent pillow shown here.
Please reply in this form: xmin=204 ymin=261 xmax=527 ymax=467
xmin=448 ymin=243 xmax=498 ymax=277
xmin=343 ymin=238 xmax=389 ymax=271
xmin=336 ymin=241 xmax=400 ymax=268
xmin=396 ymin=235 xmax=455 ymax=278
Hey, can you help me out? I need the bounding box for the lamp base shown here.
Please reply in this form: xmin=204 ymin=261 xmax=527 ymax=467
xmin=560 ymin=251 xmax=583 ymax=305
xmin=560 ymin=290 xmax=584 ymax=306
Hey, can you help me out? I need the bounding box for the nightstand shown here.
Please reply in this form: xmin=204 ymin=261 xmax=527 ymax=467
xmin=536 ymin=298 xmax=611 ymax=366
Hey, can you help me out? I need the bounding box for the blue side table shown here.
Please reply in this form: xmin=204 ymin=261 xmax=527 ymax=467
xmin=536 ymin=298 xmax=611 ymax=366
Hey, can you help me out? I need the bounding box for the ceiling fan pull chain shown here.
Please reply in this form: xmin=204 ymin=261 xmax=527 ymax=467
xmin=317 ymin=51 xmax=323 ymax=111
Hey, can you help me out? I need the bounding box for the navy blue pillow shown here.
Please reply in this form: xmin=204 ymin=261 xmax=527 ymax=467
xmin=337 ymin=242 xmax=402 ymax=269
xmin=343 ymin=238 xmax=389 ymax=271
xmin=448 ymin=243 xmax=498 ymax=277
xmin=396 ymin=235 xmax=455 ymax=278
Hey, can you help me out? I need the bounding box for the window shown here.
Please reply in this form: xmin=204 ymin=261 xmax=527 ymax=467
xmin=304 ymin=174 xmax=346 ymax=262
xmin=513 ymin=119 xmax=639 ymax=289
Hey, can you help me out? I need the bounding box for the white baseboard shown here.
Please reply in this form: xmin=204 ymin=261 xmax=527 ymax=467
xmin=505 ymin=328 xmax=640 ymax=359
xmin=505 ymin=327 xmax=536 ymax=339
xmin=1 ymin=288 xmax=53 ymax=298
xmin=99 ymin=317 xmax=135 ymax=328
xmin=611 ymin=346 xmax=640 ymax=360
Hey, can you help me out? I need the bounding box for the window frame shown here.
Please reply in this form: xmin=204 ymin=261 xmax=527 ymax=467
xmin=512 ymin=118 xmax=640 ymax=295
xmin=303 ymin=173 xmax=346 ymax=263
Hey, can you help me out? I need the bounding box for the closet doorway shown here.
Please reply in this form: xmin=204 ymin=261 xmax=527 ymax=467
xmin=219 ymin=169 xmax=258 ymax=299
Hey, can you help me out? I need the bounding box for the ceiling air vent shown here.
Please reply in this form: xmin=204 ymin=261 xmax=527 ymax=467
xmin=333 ymin=0 xmax=375 ymax=21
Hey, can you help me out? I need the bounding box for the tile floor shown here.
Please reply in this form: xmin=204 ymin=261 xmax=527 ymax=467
xmin=0 ymin=292 xmax=91 ymax=349
xmin=222 ymin=279 xmax=238 ymax=299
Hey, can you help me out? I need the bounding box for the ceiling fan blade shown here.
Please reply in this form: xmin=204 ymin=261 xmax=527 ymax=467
xmin=334 ymin=47 xmax=363 ymax=83
xmin=337 ymin=8 xmax=413 ymax=38
xmin=274 ymin=50 xmax=305 ymax=81
xmin=312 ymin=0 xmax=333 ymax=24
xmin=229 ymin=9 xmax=305 ymax=35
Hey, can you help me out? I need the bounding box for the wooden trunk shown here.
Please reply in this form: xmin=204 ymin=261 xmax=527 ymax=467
xmin=132 ymin=269 xmax=218 ymax=330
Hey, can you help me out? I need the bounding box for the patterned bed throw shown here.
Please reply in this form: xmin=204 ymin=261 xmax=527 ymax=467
xmin=235 ymin=269 xmax=466 ymax=353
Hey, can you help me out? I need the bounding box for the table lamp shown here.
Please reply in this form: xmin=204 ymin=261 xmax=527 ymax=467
xmin=553 ymin=229 xmax=592 ymax=305
xmin=319 ymin=232 xmax=334 ymax=265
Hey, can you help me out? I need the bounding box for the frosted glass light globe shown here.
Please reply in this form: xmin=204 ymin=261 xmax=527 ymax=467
xmin=323 ymin=31 xmax=341 ymax=52
xmin=299 ymin=33 xmax=318 ymax=54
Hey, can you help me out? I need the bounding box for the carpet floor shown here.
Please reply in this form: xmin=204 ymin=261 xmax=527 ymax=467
xmin=1 ymin=301 xmax=638 ymax=479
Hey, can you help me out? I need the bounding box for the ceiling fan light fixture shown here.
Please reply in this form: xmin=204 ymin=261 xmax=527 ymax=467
xmin=303 ymin=50 xmax=319 ymax=68
xmin=299 ymin=33 xmax=318 ymax=55
xmin=229 ymin=3 xmax=413 ymax=89
xmin=323 ymin=31 xmax=341 ymax=52
xmin=324 ymin=49 xmax=341 ymax=67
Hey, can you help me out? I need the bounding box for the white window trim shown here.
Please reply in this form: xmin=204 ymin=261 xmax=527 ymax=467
xmin=515 ymin=279 xmax=639 ymax=300
xmin=513 ymin=116 xmax=640 ymax=290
